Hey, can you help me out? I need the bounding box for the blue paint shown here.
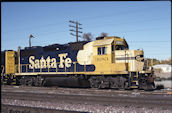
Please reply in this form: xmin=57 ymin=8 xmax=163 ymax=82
xmin=20 ymin=42 xmax=95 ymax=73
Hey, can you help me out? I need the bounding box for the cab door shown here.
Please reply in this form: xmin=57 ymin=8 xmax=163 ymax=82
xmin=111 ymin=44 xmax=115 ymax=63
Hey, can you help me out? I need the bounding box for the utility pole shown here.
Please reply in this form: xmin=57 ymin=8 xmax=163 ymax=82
xmin=69 ymin=20 xmax=82 ymax=42
xmin=29 ymin=34 xmax=35 ymax=47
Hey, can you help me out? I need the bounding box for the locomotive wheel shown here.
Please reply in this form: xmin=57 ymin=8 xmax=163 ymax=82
xmin=89 ymin=76 xmax=101 ymax=88
xmin=144 ymin=83 xmax=155 ymax=91
xmin=19 ymin=76 xmax=45 ymax=87
xmin=138 ymin=75 xmax=155 ymax=91
xmin=20 ymin=76 xmax=34 ymax=86
xmin=118 ymin=76 xmax=126 ymax=89
xmin=26 ymin=77 xmax=32 ymax=86
xmin=124 ymin=82 xmax=130 ymax=90
xmin=109 ymin=76 xmax=126 ymax=89
xmin=139 ymin=80 xmax=154 ymax=91
xmin=20 ymin=76 xmax=26 ymax=85
xmin=28 ymin=77 xmax=33 ymax=86
xmin=33 ymin=76 xmax=45 ymax=87
xmin=89 ymin=76 xmax=127 ymax=89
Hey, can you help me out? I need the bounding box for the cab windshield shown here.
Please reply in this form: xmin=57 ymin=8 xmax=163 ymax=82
xmin=115 ymin=45 xmax=128 ymax=50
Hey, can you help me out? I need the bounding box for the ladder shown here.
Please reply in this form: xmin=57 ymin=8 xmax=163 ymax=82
xmin=10 ymin=74 xmax=17 ymax=85
xmin=129 ymin=71 xmax=139 ymax=89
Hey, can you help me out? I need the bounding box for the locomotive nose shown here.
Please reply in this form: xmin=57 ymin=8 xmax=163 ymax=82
xmin=135 ymin=50 xmax=144 ymax=62
xmin=136 ymin=54 xmax=144 ymax=62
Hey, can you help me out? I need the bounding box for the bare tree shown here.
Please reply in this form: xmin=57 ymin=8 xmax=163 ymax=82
xmin=160 ymin=58 xmax=172 ymax=65
xmin=100 ymin=32 xmax=108 ymax=37
xmin=82 ymin=32 xmax=93 ymax=41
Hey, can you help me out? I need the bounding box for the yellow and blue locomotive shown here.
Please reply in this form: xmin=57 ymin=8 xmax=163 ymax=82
xmin=1 ymin=36 xmax=155 ymax=90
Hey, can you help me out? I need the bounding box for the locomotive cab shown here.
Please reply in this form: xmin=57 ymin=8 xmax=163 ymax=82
xmin=92 ymin=36 xmax=131 ymax=73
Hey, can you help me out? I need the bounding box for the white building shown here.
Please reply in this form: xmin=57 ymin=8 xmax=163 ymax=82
xmin=153 ymin=64 xmax=171 ymax=73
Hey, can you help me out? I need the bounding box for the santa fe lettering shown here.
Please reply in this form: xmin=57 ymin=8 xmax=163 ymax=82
xmin=29 ymin=53 xmax=72 ymax=69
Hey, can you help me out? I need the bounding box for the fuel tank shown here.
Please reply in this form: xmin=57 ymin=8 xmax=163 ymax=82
xmin=43 ymin=76 xmax=90 ymax=88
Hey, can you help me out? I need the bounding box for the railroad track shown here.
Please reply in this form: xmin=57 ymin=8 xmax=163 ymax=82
xmin=2 ymin=85 xmax=172 ymax=113
xmin=2 ymin=85 xmax=172 ymax=95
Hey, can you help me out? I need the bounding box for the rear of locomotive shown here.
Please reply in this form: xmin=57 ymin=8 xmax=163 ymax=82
xmin=1 ymin=50 xmax=17 ymax=85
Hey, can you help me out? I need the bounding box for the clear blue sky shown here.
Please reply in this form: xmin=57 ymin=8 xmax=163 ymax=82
xmin=1 ymin=1 xmax=171 ymax=60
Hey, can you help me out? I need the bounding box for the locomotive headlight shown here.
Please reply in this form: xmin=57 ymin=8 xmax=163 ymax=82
xmin=135 ymin=55 xmax=144 ymax=62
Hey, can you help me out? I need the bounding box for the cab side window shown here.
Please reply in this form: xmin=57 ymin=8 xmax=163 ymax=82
xmin=98 ymin=47 xmax=107 ymax=55
xmin=98 ymin=47 xmax=101 ymax=55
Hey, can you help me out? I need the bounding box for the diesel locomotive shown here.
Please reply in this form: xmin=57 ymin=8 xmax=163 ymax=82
xmin=1 ymin=36 xmax=155 ymax=90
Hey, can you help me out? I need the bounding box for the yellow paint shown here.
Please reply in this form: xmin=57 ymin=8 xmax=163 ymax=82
xmin=133 ymin=50 xmax=144 ymax=71
xmin=111 ymin=63 xmax=128 ymax=72
xmin=93 ymin=38 xmax=114 ymax=47
xmin=93 ymin=54 xmax=111 ymax=72
xmin=5 ymin=51 xmax=16 ymax=74
xmin=92 ymin=53 xmax=128 ymax=74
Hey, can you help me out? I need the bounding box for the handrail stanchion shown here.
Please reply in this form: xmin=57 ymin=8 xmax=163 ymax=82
xmin=56 ymin=63 xmax=58 ymax=72
xmin=73 ymin=62 xmax=76 ymax=72
xmin=75 ymin=62 xmax=77 ymax=72
xmin=84 ymin=62 xmax=86 ymax=72
xmin=26 ymin=64 xmax=27 ymax=73
xmin=65 ymin=65 xmax=66 ymax=72
xmin=40 ymin=67 xmax=42 ymax=73
xmin=20 ymin=65 xmax=22 ymax=73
